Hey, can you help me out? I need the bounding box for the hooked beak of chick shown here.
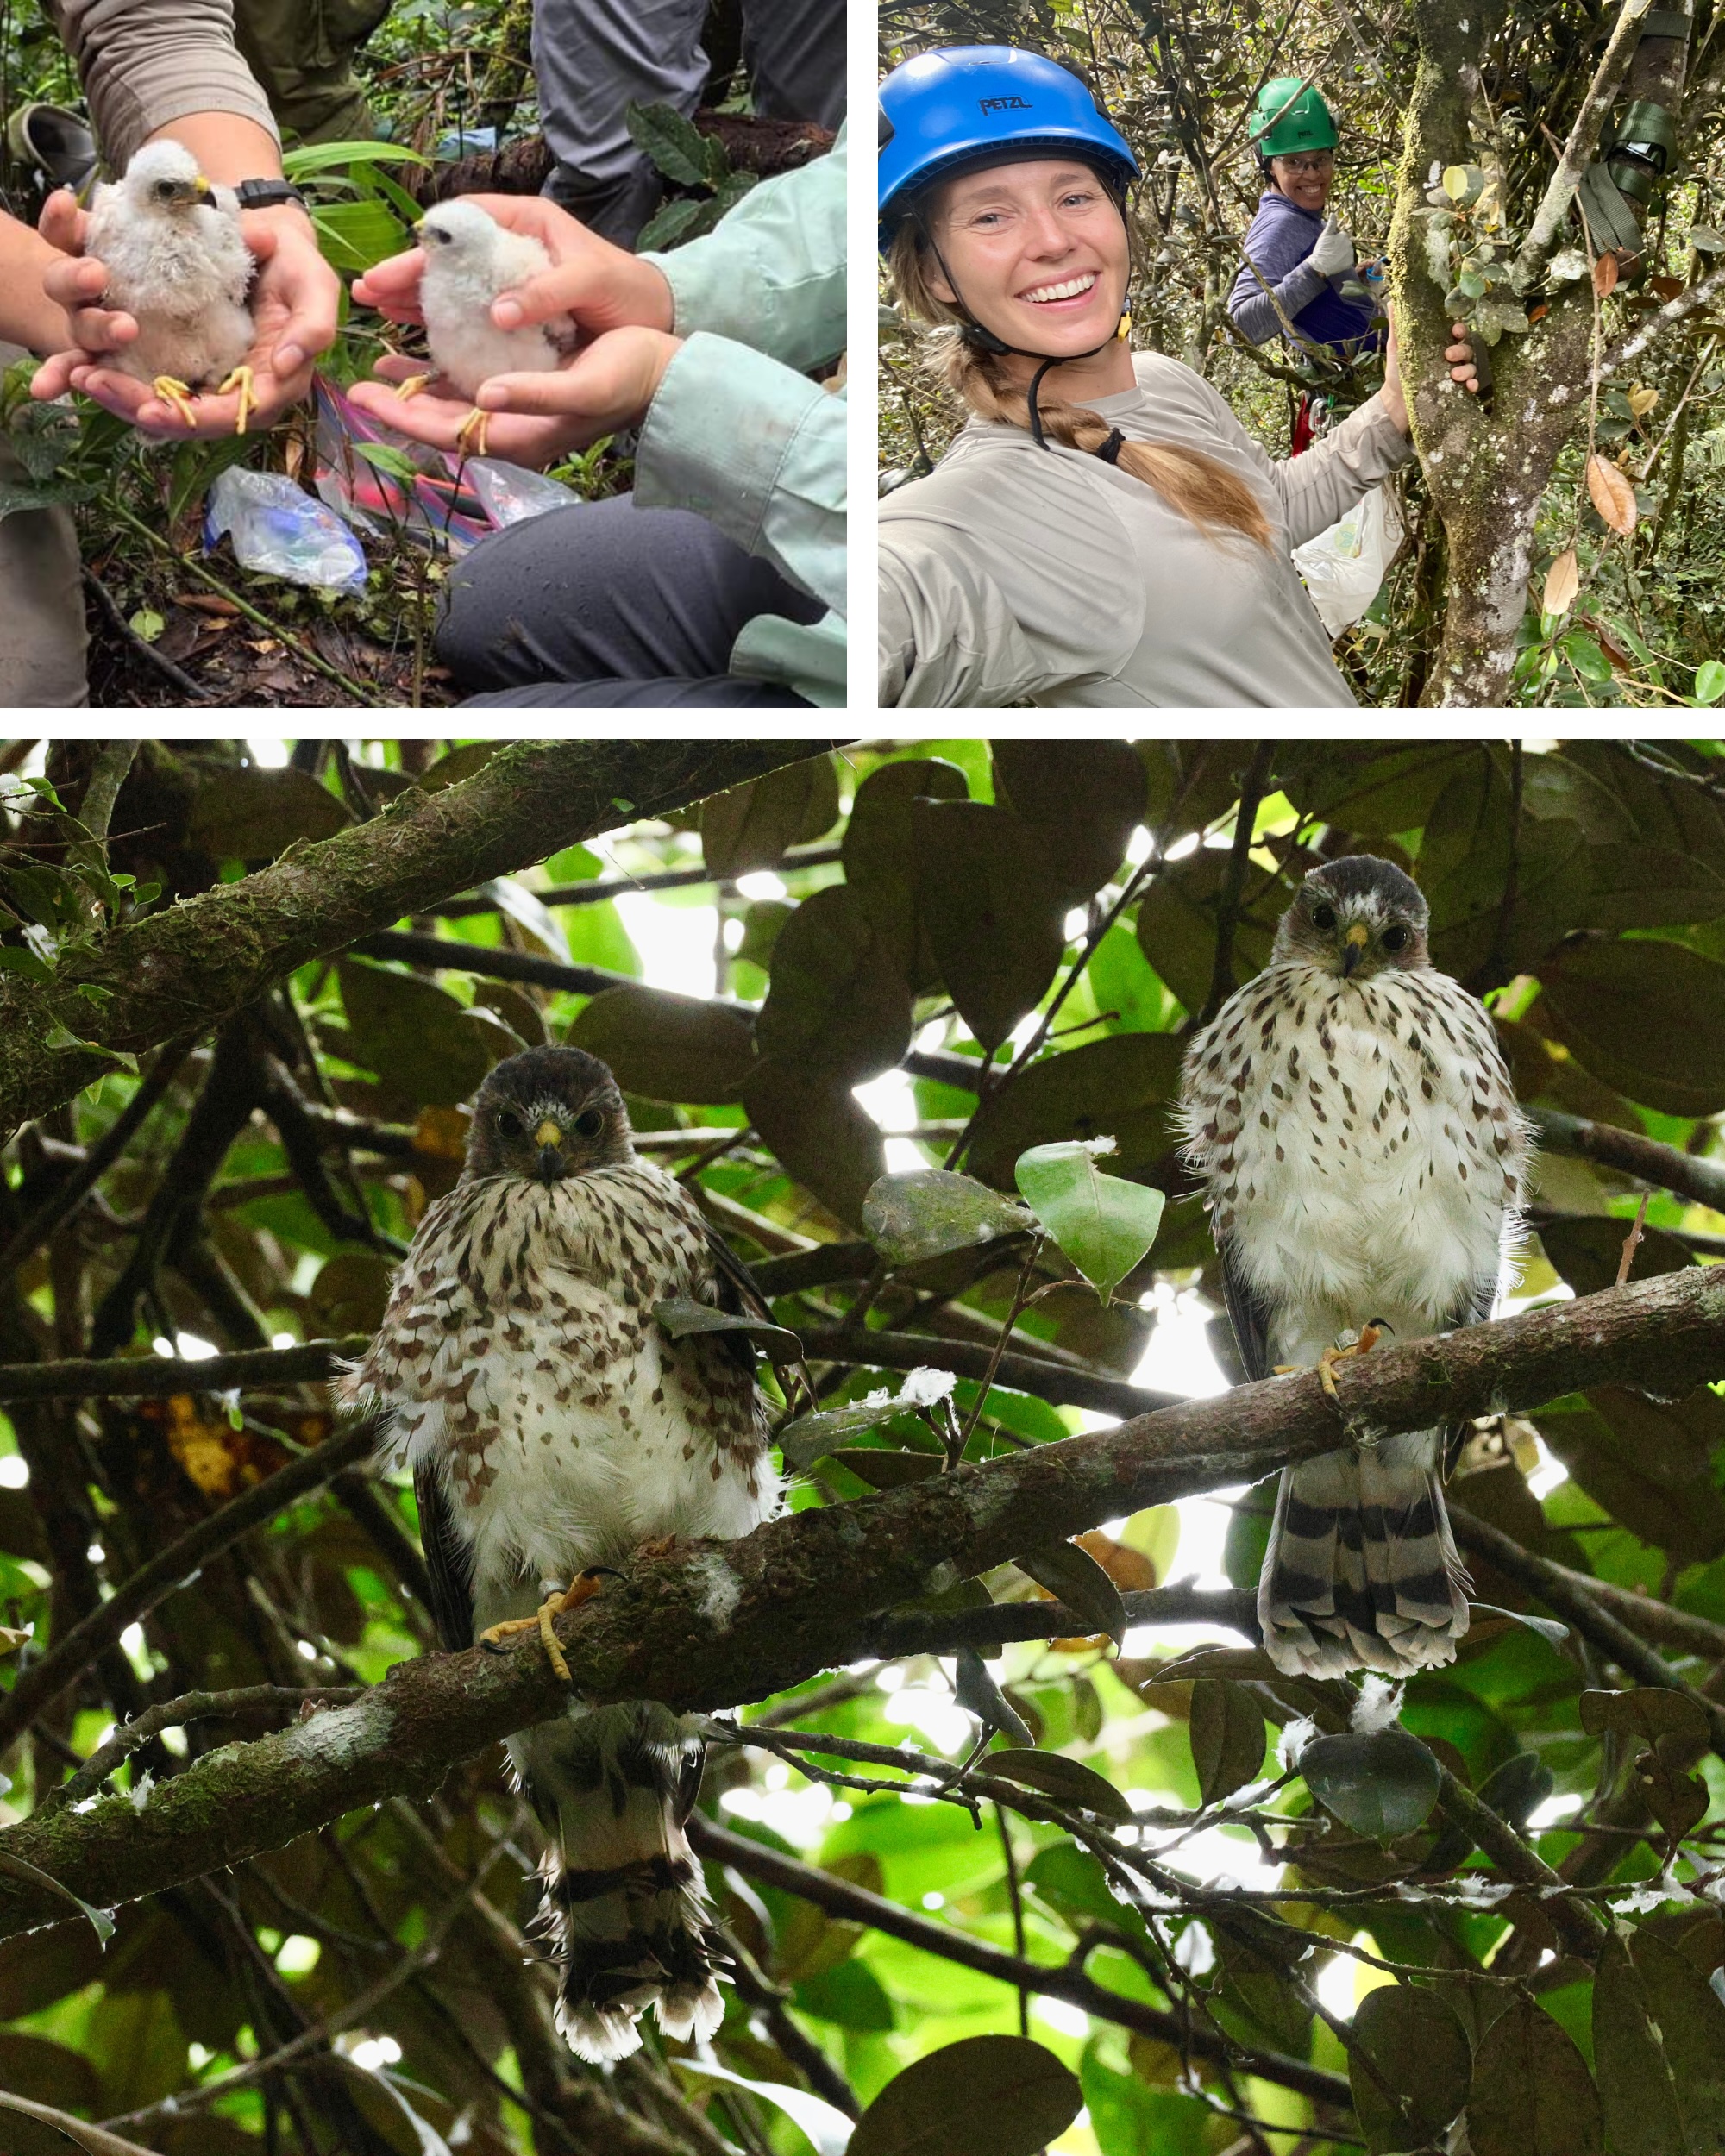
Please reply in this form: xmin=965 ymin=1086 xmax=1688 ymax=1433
xmin=535 ymin=1117 xmax=567 ymax=1185
xmin=1341 ymin=923 xmax=1370 ymax=977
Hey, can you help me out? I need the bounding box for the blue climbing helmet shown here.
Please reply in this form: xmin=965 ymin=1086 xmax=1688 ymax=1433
xmin=878 ymin=45 xmax=1139 ymax=252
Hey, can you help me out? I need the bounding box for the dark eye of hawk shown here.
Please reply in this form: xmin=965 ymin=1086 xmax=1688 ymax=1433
xmin=574 ymin=1108 xmax=605 ymax=1138
xmin=1381 ymin=924 xmax=1409 ymax=952
xmin=494 ymin=1107 xmax=524 ymax=1138
xmin=1311 ymin=901 xmax=1338 ymax=931
xmin=154 ymin=180 xmax=179 ymax=201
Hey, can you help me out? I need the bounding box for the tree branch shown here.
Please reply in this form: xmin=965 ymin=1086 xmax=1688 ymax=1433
xmin=1512 ymin=0 xmax=1655 ymax=285
xmin=0 ymin=1419 xmax=376 ymax=1756
xmin=1527 ymin=1106 xmax=1725 ymax=1213
xmin=1 ymin=741 xmax=838 ymax=1134
xmin=0 ymin=1269 xmax=1718 ymax=1941
xmin=690 ymin=1816 xmax=1352 ymax=2111
xmin=1450 ymin=1504 xmax=1725 ymax=1759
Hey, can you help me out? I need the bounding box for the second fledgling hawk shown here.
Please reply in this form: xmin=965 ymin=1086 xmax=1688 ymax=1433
xmin=1179 ymin=855 xmax=1529 ymax=1677
xmin=339 ymin=1045 xmax=778 ymax=2062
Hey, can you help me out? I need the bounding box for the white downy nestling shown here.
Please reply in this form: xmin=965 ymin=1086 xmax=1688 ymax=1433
xmin=85 ymin=139 xmax=257 ymax=431
xmin=402 ymin=199 xmax=576 ymax=457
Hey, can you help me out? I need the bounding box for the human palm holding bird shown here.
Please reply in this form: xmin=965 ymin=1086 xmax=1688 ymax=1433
xmin=1180 ymin=856 xmax=1530 ymax=1677
xmin=341 ymin=1045 xmax=778 ymax=2062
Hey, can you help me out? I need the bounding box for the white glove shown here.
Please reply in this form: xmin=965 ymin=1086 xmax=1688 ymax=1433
xmin=1308 ymin=217 xmax=1356 ymax=278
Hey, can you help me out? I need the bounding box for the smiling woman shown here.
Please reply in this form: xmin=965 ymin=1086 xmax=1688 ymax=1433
xmin=875 ymin=44 xmax=1476 ymax=709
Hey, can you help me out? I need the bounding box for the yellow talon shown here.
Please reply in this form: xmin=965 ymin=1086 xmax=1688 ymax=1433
xmin=479 ymin=1569 xmax=606 ymax=1685
xmin=1276 ymin=1325 xmax=1385 ymax=1401
xmin=216 ymin=364 xmax=255 ymax=435
xmin=152 ymin=375 xmax=199 ymax=429
xmin=455 ymin=405 xmax=489 ymax=460
xmin=395 ymin=372 xmax=432 ymax=401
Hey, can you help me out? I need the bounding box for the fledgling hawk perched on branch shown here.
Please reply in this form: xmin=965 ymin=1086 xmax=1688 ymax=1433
xmin=1179 ymin=856 xmax=1530 ymax=1677
xmin=340 ymin=1045 xmax=779 ymax=2062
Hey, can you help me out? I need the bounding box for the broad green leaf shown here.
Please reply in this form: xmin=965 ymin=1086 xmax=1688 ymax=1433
xmin=0 ymin=2091 xmax=159 ymax=2156
xmin=1578 ymin=1688 xmax=1709 ymax=1745
xmin=338 ymin=958 xmax=514 ymax=1111
xmin=954 ymin=1646 xmax=1035 ymax=1745
xmin=568 ymin=986 xmax=755 ymax=1103
xmin=1693 ymin=659 xmax=1725 ymax=705
xmin=0 ymin=1849 xmax=114 ymax=1945
xmin=652 ymin=1297 xmax=802 ymax=1363
xmin=913 ymin=799 xmax=1069 ymax=1052
xmin=1471 ymin=1601 xmax=1571 ymax=1648
xmin=1015 ymin=1539 xmax=1127 ymax=1645
xmin=968 ymin=1031 xmax=1185 ymax=1184
xmin=1189 ymin=1679 xmax=1267 ymax=1804
xmin=827 ymin=1448 xmax=943 ymax=1489
xmin=700 ymin=755 xmax=839 ymax=875
xmin=1541 ymin=937 xmax=1725 ymax=1117
xmin=862 ymin=1168 xmax=1032 ymax=1267
xmin=779 ymin=1395 xmax=926 ymax=1471
xmin=982 ymin=1748 xmax=1136 ymax=1823
xmin=1300 ymin=1730 xmax=1441 ymax=1839
xmin=991 ymin=740 xmax=1150 ymax=901
xmin=847 ymin=2036 xmax=1082 ymax=2156
xmin=1351 ymin=1984 xmax=1472 ymax=2153
xmin=624 ymin=98 xmax=713 ymax=186
xmin=1594 ymin=1931 xmax=1689 ymax=2156
xmin=0 ymin=946 xmax=54 ymax=987
xmin=674 ymin=2060 xmax=851 ymax=2156
xmin=1014 ymin=1139 xmax=1165 ymax=1301
xmin=756 ymin=884 xmax=913 ymax=1084
xmin=1024 ymin=1842 xmax=1147 ymax=1939
xmin=190 ymin=764 xmax=352 ymax=859
xmin=743 ymin=1059 xmax=886 ymax=1229
xmin=1468 ymin=1996 xmax=1603 ymax=2156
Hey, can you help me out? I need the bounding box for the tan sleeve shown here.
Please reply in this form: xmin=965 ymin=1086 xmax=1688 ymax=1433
xmin=879 ymin=523 xmax=1044 ymax=709
xmin=46 ymin=0 xmax=279 ymax=172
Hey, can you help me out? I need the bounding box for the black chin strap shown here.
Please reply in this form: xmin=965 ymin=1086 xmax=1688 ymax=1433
xmin=920 ymin=212 xmax=1131 ymax=450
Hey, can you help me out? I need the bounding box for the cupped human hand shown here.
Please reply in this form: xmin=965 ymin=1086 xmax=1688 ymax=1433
xmin=352 ymin=193 xmax=674 ymax=341
xmin=347 ymin=353 xmax=574 ymax=467
xmin=30 ymin=198 xmax=338 ymax=434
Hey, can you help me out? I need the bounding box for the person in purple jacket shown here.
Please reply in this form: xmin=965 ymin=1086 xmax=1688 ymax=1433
xmin=1227 ymin=78 xmax=1385 ymax=451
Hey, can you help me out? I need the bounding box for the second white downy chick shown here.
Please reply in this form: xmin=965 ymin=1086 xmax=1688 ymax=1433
xmin=407 ymin=200 xmax=576 ymax=457
xmin=85 ymin=139 xmax=256 ymax=432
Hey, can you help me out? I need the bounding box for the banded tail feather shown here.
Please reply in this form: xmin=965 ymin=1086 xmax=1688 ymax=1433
xmin=515 ymin=1700 xmax=726 ymax=2063
xmin=1258 ymin=1430 xmax=1471 ymax=1677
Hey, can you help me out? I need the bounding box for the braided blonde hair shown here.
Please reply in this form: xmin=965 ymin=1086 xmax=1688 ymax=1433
xmin=888 ymin=219 xmax=1271 ymax=548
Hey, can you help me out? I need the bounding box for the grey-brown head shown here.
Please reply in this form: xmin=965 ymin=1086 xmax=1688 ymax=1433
xmin=463 ymin=1045 xmax=633 ymax=1186
xmin=1270 ymin=855 xmax=1431 ymax=981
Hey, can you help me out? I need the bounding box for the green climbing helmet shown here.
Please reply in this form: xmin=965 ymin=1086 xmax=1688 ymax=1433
xmin=1249 ymin=78 xmax=1338 ymax=160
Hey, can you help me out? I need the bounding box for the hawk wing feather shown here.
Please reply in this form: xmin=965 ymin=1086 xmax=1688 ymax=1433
xmin=1220 ymin=1243 xmax=1276 ymax=1385
xmin=702 ymin=1219 xmax=816 ymax=1420
xmin=414 ymin=1453 xmax=476 ymax=1654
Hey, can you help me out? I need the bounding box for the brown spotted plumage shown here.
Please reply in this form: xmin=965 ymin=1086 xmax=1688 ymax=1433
xmin=1179 ymin=856 xmax=1530 ymax=1677
xmin=339 ymin=1045 xmax=777 ymax=2062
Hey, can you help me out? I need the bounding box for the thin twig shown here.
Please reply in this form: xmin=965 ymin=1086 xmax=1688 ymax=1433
xmin=1615 ymin=1190 xmax=1652 ymax=1286
xmin=53 ymin=1683 xmax=363 ymax=1809
xmin=78 ymin=571 xmax=207 ymax=702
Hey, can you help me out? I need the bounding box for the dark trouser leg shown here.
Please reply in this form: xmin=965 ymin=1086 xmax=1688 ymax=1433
xmin=533 ymin=0 xmax=706 ymax=249
xmin=740 ymin=0 xmax=846 ymax=128
xmin=0 ymin=373 xmax=88 ymax=708
xmin=436 ymin=494 xmax=822 ymax=708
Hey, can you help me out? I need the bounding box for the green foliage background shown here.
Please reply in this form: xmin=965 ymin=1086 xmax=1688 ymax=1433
xmin=2 ymin=737 xmax=1724 ymax=2156
xmin=879 ymin=0 xmax=1725 ymax=707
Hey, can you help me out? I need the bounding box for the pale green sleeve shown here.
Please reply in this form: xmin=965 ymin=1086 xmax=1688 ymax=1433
xmin=634 ymin=332 xmax=845 ymax=615
xmin=641 ymin=127 xmax=846 ymax=373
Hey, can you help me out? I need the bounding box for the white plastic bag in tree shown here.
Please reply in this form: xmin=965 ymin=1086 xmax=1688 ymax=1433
xmin=1291 ymin=483 xmax=1405 ymax=636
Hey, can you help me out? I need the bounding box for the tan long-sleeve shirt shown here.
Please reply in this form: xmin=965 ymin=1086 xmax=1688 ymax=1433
xmin=46 ymin=0 xmax=280 ymax=172
xmin=878 ymin=351 xmax=1411 ymax=708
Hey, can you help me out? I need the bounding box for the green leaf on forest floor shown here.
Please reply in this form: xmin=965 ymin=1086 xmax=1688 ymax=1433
xmin=862 ymin=1167 xmax=1032 ymax=1267
xmin=847 ymin=2035 xmax=1082 ymax=2156
xmin=1300 ymin=1730 xmax=1440 ymax=1839
xmin=1014 ymin=1138 xmax=1165 ymax=1301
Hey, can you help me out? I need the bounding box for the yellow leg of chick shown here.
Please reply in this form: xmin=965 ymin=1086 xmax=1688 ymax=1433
xmin=479 ymin=1568 xmax=606 ymax=1683
xmin=216 ymin=365 xmax=256 ymax=436
xmin=152 ymin=376 xmax=200 ymax=429
xmin=395 ymin=373 xmax=432 ymax=401
xmin=1274 ymin=1323 xmax=1386 ymax=1401
xmin=455 ymin=406 xmax=489 ymax=460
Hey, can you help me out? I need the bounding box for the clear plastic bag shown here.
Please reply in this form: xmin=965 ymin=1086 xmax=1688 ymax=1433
xmin=204 ymin=467 xmax=368 ymax=593
xmin=465 ymin=458 xmax=582 ymax=529
xmin=1291 ymin=482 xmax=1406 ymax=636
